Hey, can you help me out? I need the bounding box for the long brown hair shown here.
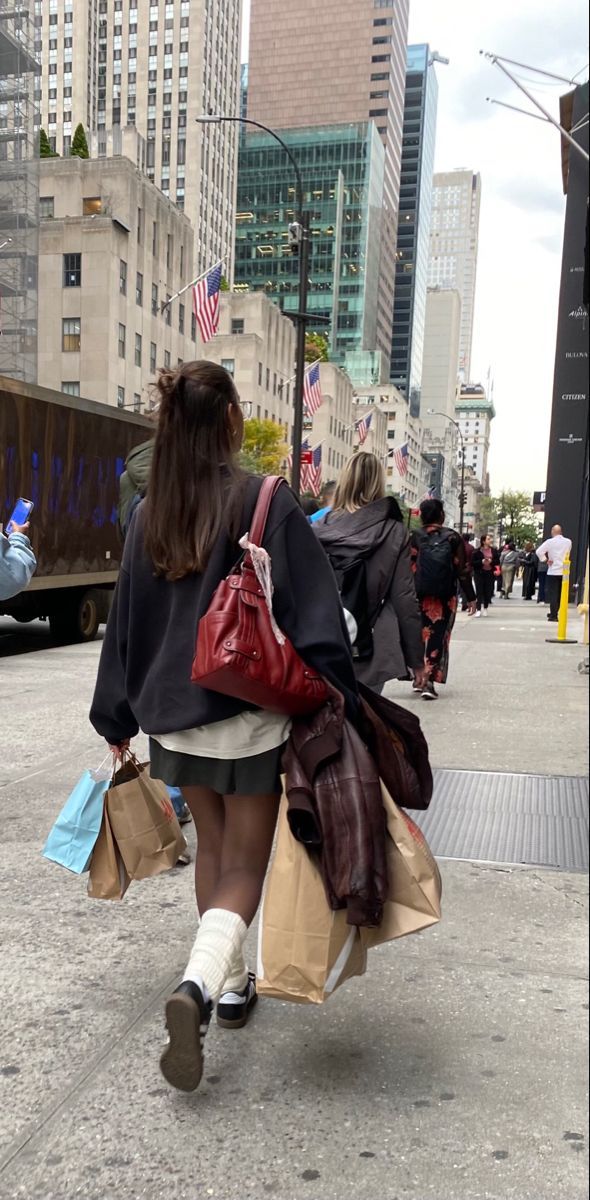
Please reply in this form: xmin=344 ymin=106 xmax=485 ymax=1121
xmin=332 ymin=452 xmax=386 ymax=513
xmin=143 ymin=360 xmax=244 ymax=580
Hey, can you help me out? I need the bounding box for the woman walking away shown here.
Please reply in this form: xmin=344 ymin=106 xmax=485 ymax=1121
xmin=500 ymin=541 xmax=519 ymax=598
xmin=90 ymin=361 xmax=358 ymax=1093
xmin=520 ymin=541 xmax=538 ymax=600
xmin=411 ymin=498 xmax=476 ymax=700
xmin=314 ymin=452 xmax=428 ymax=695
xmin=472 ymin=533 xmax=497 ymax=617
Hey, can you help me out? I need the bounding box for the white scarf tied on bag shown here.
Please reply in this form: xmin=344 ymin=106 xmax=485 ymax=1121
xmin=239 ymin=533 xmax=286 ymax=646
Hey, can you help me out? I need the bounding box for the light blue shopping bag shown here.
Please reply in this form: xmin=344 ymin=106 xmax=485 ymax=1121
xmin=43 ymin=761 xmax=112 ymax=874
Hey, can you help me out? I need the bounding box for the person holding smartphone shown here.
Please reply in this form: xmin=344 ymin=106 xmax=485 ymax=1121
xmin=0 ymin=502 xmax=37 ymax=602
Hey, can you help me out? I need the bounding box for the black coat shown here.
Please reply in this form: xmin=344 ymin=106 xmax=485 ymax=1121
xmin=90 ymin=475 xmax=358 ymax=745
xmin=314 ymin=497 xmax=423 ymax=691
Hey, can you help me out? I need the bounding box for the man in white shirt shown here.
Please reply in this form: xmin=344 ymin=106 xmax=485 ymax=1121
xmin=536 ymin=526 xmax=573 ymax=622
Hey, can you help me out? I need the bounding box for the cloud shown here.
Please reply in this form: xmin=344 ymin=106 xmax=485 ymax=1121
xmin=536 ymin=232 xmax=565 ymax=255
xmin=496 ymin=176 xmax=566 ymax=216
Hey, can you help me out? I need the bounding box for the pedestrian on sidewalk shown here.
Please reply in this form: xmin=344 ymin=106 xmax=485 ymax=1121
xmin=314 ymin=452 xmax=428 ymax=695
xmin=472 ymin=533 xmax=497 ymax=616
xmin=90 ymin=360 xmax=358 ymax=1093
xmin=536 ymin=555 xmax=548 ymax=604
xmin=520 ymin=541 xmax=538 ymax=600
xmin=500 ymin=541 xmax=519 ymax=598
xmin=410 ymin=498 xmax=476 ymax=700
xmin=309 ymin=479 xmax=337 ymax=524
xmin=536 ymin=525 xmax=572 ymax=622
xmin=460 ymin=533 xmax=474 ymax=612
xmin=0 ymin=519 xmax=36 ymax=601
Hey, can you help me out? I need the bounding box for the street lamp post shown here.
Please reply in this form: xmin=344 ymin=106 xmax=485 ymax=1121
xmin=197 ymin=114 xmax=310 ymax=496
xmin=427 ymin=409 xmax=466 ymax=534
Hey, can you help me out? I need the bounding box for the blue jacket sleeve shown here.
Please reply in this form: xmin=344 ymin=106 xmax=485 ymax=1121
xmin=0 ymin=533 xmax=37 ymax=602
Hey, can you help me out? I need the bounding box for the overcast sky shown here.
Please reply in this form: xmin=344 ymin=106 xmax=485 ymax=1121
xmin=241 ymin=1 xmax=589 ymax=494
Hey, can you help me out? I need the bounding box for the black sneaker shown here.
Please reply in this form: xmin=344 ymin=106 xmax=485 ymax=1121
xmin=422 ymin=682 xmax=438 ymax=701
xmin=160 ymin=980 xmax=212 ymax=1092
xmin=217 ymin=972 xmax=258 ymax=1030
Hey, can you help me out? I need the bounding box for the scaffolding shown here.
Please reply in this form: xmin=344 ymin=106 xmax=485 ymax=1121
xmin=0 ymin=0 xmax=39 ymax=382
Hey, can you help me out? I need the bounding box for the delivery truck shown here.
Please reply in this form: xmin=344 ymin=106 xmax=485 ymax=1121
xmin=0 ymin=375 xmax=151 ymax=642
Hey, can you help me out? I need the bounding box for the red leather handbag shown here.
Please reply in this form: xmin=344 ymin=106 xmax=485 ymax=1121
xmin=191 ymin=477 xmax=329 ymax=716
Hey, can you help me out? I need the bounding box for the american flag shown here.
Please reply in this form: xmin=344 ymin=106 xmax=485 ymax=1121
xmin=303 ymin=362 xmax=323 ymax=416
xmin=392 ymin=442 xmax=409 ymax=476
xmin=192 ymin=263 xmax=222 ymax=343
xmin=356 ymin=410 xmax=373 ymax=446
xmin=302 ymin=445 xmax=322 ymax=497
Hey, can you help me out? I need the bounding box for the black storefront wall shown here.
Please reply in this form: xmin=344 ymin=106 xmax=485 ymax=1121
xmin=544 ymin=81 xmax=589 ymax=594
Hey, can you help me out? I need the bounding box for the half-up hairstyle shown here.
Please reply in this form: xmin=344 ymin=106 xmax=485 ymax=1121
xmin=143 ymin=360 xmax=245 ymax=580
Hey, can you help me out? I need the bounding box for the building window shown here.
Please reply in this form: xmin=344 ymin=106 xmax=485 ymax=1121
xmin=167 ymin=233 xmax=173 ymax=269
xmin=40 ymin=196 xmax=54 ymax=219
xmin=151 ymin=283 xmax=158 ymax=315
xmin=191 ymin=311 xmax=197 ymax=342
xmin=137 ymin=206 xmax=143 ymax=243
xmin=266 ymin=368 xmax=270 ymax=391
xmin=63 ymin=253 xmax=81 ymax=288
xmin=135 ymin=332 xmax=142 ymax=366
xmin=82 ymin=197 xmax=102 ymax=216
xmin=133 ymin=393 xmax=142 ymax=412
xmin=118 ymin=323 xmax=126 ymax=359
xmin=164 ymin=350 xmax=171 ymax=369
xmin=221 ymin=358 xmax=235 ymax=377
xmin=61 ymin=381 xmax=80 ymax=396
xmin=152 ymin=220 xmax=158 ymax=256
xmin=150 ymin=341 xmax=157 ymax=373
xmin=62 ymin=318 xmax=80 ymax=352
xmin=119 ymin=259 xmax=127 ymax=295
xmin=136 ymin=271 xmax=143 ymax=306
xmin=231 ymin=318 xmax=244 ymax=335
xmin=258 ymin=362 xmax=263 ymax=386
xmin=117 ymin=385 xmax=125 ymax=408
xmin=179 ymin=303 xmax=185 ymax=334
xmin=164 ymin=295 xmax=171 ymax=326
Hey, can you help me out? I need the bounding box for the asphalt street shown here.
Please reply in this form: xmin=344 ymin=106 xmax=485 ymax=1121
xmin=0 ymin=592 xmax=588 ymax=1200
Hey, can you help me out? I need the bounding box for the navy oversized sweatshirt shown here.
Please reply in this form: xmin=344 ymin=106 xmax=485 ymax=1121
xmin=90 ymin=474 xmax=358 ymax=746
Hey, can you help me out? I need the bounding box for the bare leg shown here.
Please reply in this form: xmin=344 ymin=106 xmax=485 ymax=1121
xmin=181 ymin=785 xmax=224 ymax=916
xmin=207 ymin=792 xmax=281 ymax=926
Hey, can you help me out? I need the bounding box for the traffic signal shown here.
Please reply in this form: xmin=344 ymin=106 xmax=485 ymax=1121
xmin=459 ymin=491 xmax=467 ymax=506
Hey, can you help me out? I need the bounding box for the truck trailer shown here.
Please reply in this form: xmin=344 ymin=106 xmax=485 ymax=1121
xmin=0 ymin=376 xmax=151 ymax=642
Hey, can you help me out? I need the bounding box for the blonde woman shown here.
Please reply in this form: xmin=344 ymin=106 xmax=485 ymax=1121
xmin=314 ymin=452 xmax=427 ymax=693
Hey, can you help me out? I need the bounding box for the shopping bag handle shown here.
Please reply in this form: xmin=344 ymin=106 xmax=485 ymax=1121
xmin=110 ymin=749 xmax=143 ymax=784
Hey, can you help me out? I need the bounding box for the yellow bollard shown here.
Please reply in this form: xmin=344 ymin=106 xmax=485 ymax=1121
xmin=577 ymin=550 xmax=589 ymax=646
xmin=546 ymin=553 xmax=577 ymax=644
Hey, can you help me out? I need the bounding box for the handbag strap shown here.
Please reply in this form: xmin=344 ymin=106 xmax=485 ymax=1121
xmin=249 ymin=476 xmax=286 ymax=547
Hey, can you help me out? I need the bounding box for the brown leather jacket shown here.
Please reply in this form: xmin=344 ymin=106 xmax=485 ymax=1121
xmin=283 ymin=688 xmax=388 ymax=928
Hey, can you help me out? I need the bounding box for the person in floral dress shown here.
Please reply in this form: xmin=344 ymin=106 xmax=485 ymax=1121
xmin=410 ymin=499 xmax=476 ymax=700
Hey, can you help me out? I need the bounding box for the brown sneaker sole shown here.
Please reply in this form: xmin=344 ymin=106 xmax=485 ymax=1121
xmin=160 ymin=993 xmax=205 ymax=1092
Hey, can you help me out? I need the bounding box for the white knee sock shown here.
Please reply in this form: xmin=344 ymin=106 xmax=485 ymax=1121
xmin=222 ymin=944 xmax=249 ymax=995
xmin=183 ymin=908 xmax=247 ymax=1004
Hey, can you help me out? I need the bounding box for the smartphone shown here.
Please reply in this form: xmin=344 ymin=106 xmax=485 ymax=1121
xmin=5 ymin=498 xmax=34 ymax=536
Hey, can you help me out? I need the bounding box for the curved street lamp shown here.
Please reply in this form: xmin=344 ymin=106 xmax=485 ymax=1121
xmin=427 ymin=409 xmax=466 ymax=534
xmin=197 ymin=114 xmax=310 ymax=496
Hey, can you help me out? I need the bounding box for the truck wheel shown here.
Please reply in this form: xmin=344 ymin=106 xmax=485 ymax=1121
xmin=49 ymin=590 xmax=101 ymax=643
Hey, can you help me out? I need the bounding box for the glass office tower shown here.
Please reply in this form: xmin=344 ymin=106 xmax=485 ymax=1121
xmin=234 ymin=122 xmax=386 ymax=365
xmin=391 ymin=45 xmax=438 ymax=416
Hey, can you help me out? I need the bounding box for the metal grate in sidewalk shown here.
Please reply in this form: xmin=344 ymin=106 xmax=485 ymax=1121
xmin=414 ymin=769 xmax=589 ymax=872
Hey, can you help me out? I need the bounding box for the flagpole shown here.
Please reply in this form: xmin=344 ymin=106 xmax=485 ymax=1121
xmin=277 ymin=356 xmax=323 ymax=393
xmin=160 ymin=254 xmax=228 ymax=313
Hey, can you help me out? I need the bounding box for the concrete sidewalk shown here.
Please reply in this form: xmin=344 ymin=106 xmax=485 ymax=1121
xmin=0 ymin=596 xmax=588 ymax=1200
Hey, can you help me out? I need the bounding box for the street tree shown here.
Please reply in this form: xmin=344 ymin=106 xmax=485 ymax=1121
xmin=239 ymin=418 xmax=288 ymax=475
xmin=305 ymin=332 xmax=329 ymax=362
xmin=495 ymin=490 xmax=538 ymax=546
xmin=70 ymin=124 xmax=90 ymax=159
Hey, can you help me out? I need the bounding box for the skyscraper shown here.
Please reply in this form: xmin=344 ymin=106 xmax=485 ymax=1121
xmin=391 ymin=44 xmax=438 ymax=415
xmin=428 ymin=169 xmax=482 ymax=381
xmin=234 ymin=122 xmax=386 ymax=364
xmin=246 ymin=0 xmax=410 ymax=355
xmin=35 ymin=0 xmax=241 ymax=276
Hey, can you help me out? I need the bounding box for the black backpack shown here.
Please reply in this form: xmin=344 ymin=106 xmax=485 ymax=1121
xmin=414 ymin=528 xmax=456 ymax=599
